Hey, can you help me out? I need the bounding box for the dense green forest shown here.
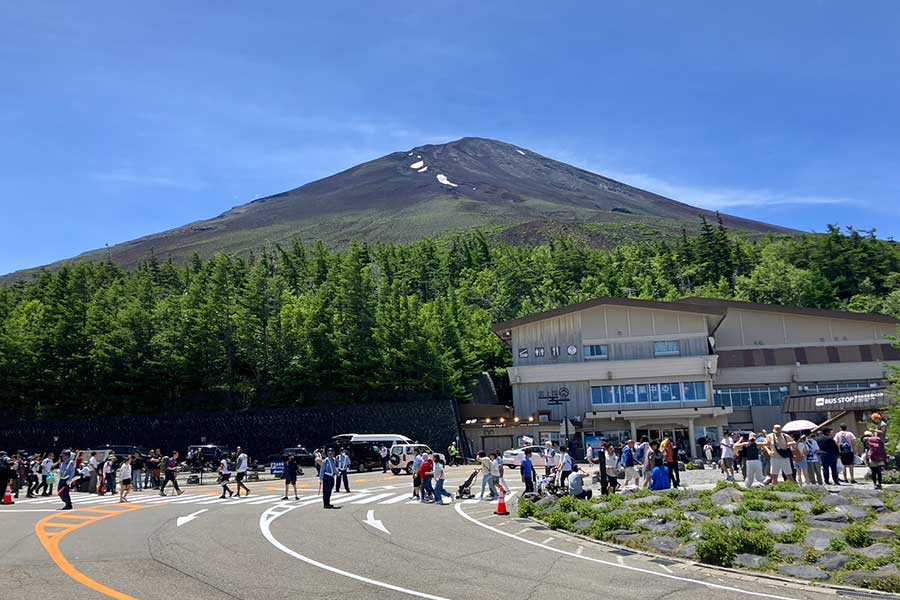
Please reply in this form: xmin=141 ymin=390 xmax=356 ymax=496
xmin=2 ymin=219 xmax=900 ymax=419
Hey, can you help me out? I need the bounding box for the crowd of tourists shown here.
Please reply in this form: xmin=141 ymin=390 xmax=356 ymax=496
xmin=713 ymin=413 xmax=890 ymax=489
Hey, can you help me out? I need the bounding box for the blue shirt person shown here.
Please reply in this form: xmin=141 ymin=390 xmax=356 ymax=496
xmin=521 ymin=451 xmax=536 ymax=494
xmin=319 ymin=451 xmax=339 ymax=509
xmin=335 ymin=450 xmax=352 ymax=493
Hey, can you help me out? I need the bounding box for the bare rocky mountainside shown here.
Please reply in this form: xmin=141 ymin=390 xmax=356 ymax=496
xmin=7 ymin=137 xmax=791 ymax=278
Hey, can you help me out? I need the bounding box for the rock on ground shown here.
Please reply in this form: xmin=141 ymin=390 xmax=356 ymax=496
xmin=773 ymin=543 xmax=806 ymax=561
xmin=646 ymin=536 xmax=681 ymax=554
xmin=710 ymin=487 xmax=743 ymax=504
xmin=816 ymin=552 xmax=852 ymax=571
xmin=734 ymin=554 xmax=769 ymax=569
xmin=778 ymin=565 xmax=829 ymax=581
xmin=805 ymin=529 xmax=840 ymax=551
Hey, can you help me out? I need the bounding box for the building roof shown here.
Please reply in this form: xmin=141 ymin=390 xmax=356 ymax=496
xmin=492 ymin=297 xmax=727 ymax=335
xmin=678 ymin=297 xmax=899 ymax=325
xmin=493 ymin=296 xmax=899 ymax=337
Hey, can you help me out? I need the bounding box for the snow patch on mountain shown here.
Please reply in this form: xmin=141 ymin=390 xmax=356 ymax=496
xmin=410 ymin=160 xmax=424 ymax=169
xmin=436 ymin=174 xmax=458 ymax=188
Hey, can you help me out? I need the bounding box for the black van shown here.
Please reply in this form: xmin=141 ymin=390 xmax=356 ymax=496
xmin=329 ymin=434 xmax=412 ymax=472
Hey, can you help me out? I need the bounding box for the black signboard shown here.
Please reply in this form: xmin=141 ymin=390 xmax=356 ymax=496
xmin=783 ymin=386 xmax=895 ymax=413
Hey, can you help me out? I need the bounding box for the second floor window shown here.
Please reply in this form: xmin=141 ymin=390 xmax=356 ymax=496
xmin=584 ymin=344 xmax=609 ymax=360
xmin=654 ymin=340 xmax=680 ymax=357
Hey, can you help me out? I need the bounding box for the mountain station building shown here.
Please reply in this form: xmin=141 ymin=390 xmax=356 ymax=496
xmin=468 ymin=297 xmax=899 ymax=458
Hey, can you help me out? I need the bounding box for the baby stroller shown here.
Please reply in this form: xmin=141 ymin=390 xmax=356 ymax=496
xmin=456 ymin=469 xmax=478 ymax=500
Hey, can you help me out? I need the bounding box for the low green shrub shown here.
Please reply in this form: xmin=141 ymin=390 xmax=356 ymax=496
xmin=827 ymin=537 xmax=849 ymax=552
xmin=864 ymin=575 xmax=900 ymax=593
xmin=810 ymin=501 xmax=828 ymax=515
xmin=696 ymin=525 xmax=735 ymax=567
xmin=544 ymin=511 xmax=574 ymax=531
xmin=518 ymin=499 xmax=538 ymax=518
xmin=558 ymin=495 xmax=579 ymax=513
xmin=803 ymin=548 xmax=822 ymax=564
xmin=844 ymin=523 xmax=874 ymax=548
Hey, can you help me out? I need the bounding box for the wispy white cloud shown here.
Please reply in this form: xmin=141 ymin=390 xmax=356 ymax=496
xmin=600 ymin=170 xmax=851 ymax=210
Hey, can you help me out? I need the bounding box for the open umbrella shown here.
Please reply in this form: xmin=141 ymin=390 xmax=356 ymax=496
xmin=782 ymin=419 xmax=818 ymax=433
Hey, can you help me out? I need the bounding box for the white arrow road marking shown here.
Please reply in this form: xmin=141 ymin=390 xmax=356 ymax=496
xmin=363 ymin=510 xmax=390 ymax=535
xmin=176 ymin=509 xmax=207 ymax=527
xmin=259 ymin=504 xmax=449 ymax=600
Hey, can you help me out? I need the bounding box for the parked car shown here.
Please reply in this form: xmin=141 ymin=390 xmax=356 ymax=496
xmin=186 ymin=444 xmax=232 ymax=470
xmin=101 ymin=444 xmax=149 ymax=461
xmin=268 ymin=447 xmax=314 ymax=477
xmin=389 ymin=444 xmax=433 ymax=475
xmin=502 ymin=445 xmax=548 ymax=469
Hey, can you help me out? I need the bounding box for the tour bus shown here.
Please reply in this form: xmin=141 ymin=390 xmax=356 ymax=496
xmin=330 ymin=433 xmax=412 ymax=472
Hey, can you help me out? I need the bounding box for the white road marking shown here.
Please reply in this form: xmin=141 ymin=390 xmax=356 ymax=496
xmin=381 ymin=493 xmax=412 ymax=505
xmin=576 ymin=546 xmax=584 ymax=556
xmin=542 ymin=537 xmax=554 ymax=545
xmin=351 ymin=493 xmax=395 ymax=505
xmin=228 ymin=495 xmax=280 ymax=505
xmin=363 ymin=509 xmax=390 ymax=535
xmin=659 ymin=564 xmax=674 ymax=575
xmin=176 ymin=509 xmax=207 ymax=527
xmin=454 ymin=503 xmax=795 ymax=600
xmin=260 ymin=504 xmax=450 ymax=600
xmin=331 ymin=493 xmax=370 ymax=505
xmin=0 ymin=509 xmax=58 ymax=513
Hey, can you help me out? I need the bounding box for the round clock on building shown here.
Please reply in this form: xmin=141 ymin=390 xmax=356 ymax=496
xmin=566 ymin=344 xmax=577 ymax=355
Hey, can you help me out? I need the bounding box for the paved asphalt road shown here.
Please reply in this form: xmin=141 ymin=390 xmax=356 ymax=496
xmin=0 ymin=469 xmax=837 ymax=600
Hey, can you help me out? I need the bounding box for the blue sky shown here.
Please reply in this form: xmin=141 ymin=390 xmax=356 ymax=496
xmin=2 ymin=2 xmax=899 ymax=275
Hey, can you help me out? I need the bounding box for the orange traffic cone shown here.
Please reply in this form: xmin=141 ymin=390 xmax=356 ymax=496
xmin=494 ymin=484 xmax=509 ymax=516
xmin=1 ymin=483 xmax=13 ymax=505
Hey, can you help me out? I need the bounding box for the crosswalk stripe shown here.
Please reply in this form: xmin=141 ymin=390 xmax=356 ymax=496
xmin=329 ymin=493 xmax=369 ymax=505
xmin=349 ymin=493 xmax=395 ymax=505
xmin=380 ymin=493 xmax=412 ymax=505
xmin=229 ymin=495 xmax=279 ymax=505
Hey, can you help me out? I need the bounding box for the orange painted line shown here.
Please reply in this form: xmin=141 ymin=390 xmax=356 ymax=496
xmin=36 ymin=505 xmax=145 ymax=600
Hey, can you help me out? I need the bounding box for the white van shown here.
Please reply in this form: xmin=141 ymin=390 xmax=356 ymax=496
xmin=388 ymin=444 xmax=434 ymax=475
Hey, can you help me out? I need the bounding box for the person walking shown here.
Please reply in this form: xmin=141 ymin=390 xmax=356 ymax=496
xmin=557 ymin=446 xmax=574 ymax=486
xmin=144 ymin=450 xmax=157 ymax=490
xmin=767 ymin=425 xmax=796 ymax=484
xmin=585 ymin=444 xmax=595 ymax=467
xmin=817 ymin=429 xmax=841 ymax=485
xmin=543 ymin=441 xmax=557 ymax=478
xmin=39 ymin=452 xmax=54 ymax=496
xmin=719 ymin=432 xmax=736 ymax=482
xmin=379 ymin=445 xmax=389 ymax=473
xmin=734 ymin=433 xmax=766 ymax=488
xmin=477 ymin=451 xmax=497 ymax=500
xmin=805 ymin=434 xmax=824 ymax=485
xmin=335 ymin=449 xmax=351 ymax=493
xmin=419 ymin=452 xmax=435 ymax=503
xmin=314 ymin=448 xmax=324 ymax=477
xmin=26 ymin=453 xmax=41 ymax=498
xmin=621 ymin=440 xmax=639 ymax=488
xmin=865 ymin=430 xmax=887 ymax=490
xmin=282 ymin=454 xmax=300 ymax=501
xmin=521 ymin=449 xmax=536 ymax=494
xmin=234 ymin=447 xmax=251 ymax=497
xmin=218 ymin=454 xmax=234 ymax=499
xmin=703 ymin=441 xmax=714 ymax=464
xmin=57 ymin=451 xmax=76 ymax=510
xmin=835 ymin=425 xmax=858 ymax=484
xmin=411 ymin=447 xmax=424 ymax=500
xmin=495 ymin=451 xmax=510 ymax=492
xmin=604 ymin=444 xmax=621 ymax=494
xmin=159 ymin=451 xmax=183 ymax=496
xmin=132 ymin=452 xmax=144 ymax=492
xmin=319 ymin=448 xmax=339 ymax=509
xmin=661 ymin=434 xmax=680 ymax=488
xmin=118 ymin=456 xmax=133 ymax=503
xmin=432 ymin=455 xmax=453 ymax=505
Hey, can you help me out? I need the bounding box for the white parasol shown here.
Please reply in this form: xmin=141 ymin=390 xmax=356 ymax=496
xmin=782 ymin=419 xmax=819 ymax=433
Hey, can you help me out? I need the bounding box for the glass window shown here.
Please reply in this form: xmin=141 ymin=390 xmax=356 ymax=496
xmin=750 ymin=388 xmax=769 ymax=406
xmin=654 ymin=341 xmax=680 ymax=356
xmin=715 ymin=389 xmax=731 ymax=407
xmin=636 ymin=384 xmax=650 ymax=403
xmin=591 ymin=386 xmax=615 ymax=405
xmin=584 ymin=344 xmax=609 ymax=360
xmin=683 ymin=381 xmax=708 ymax=402
xmin=658 ymin=383 xmax=681 ymax=402
xmin=621 ymin=385 xmax=637 ymax=403
xmin=649 ymin=383 xmax=660 ymax=402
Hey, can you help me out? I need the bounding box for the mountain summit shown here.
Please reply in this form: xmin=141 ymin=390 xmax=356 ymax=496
xmin=10 ymin=137 xmax=791 ymax=276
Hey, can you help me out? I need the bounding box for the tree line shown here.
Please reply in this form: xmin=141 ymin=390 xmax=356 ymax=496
xmin=2 ymin=218 xmax=899 ymax=419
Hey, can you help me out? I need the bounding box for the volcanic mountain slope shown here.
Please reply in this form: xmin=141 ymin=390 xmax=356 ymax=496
xmin=8 ymin=137 xmax=792 ymax=277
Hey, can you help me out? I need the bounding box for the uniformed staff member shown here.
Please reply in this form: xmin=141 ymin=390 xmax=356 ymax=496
xmin=320 ymin=448 xmax=339 ymax=509
xmin=335 ymin=449 xmax=351 ymax=493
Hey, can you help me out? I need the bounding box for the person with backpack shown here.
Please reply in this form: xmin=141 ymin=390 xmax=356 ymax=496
xmin=621 ymin=440 xmax=639 ymax=488
xmin=864 ymin=430 xmax=888 ymax=489
xmin=834 ymin=424 xmax=858 ymax=484
xmin=817 ymin=429 xmax=841 ymax=485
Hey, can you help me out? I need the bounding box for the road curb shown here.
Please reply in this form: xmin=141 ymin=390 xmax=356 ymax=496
xmin=525 ymin=517 xmax=900 ymax=599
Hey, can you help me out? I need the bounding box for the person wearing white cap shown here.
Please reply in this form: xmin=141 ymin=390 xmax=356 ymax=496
xmin=57 ymin=451 xmax=76 ymax=510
